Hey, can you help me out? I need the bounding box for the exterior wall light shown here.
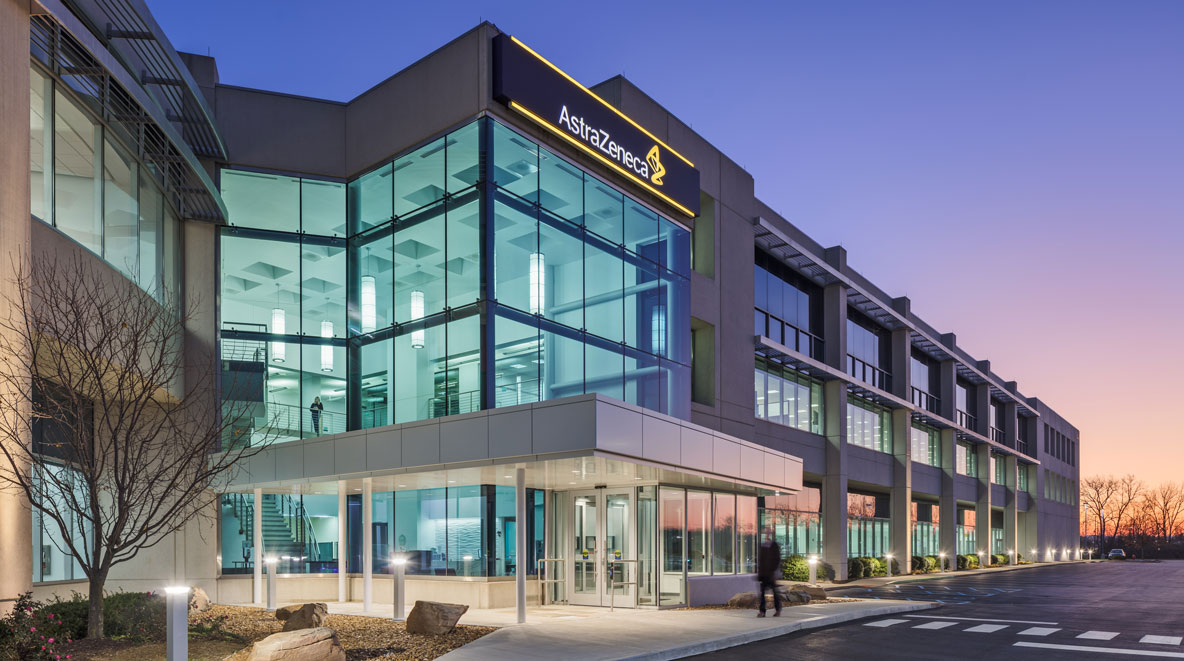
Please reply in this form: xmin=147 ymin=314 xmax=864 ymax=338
xmin=410 ymin=290 xmax=425 ymax=349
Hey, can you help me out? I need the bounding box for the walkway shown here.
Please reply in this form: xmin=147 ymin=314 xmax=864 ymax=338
xmin=437 ymin=599 xmax=935 ymax=661
xmin=827 ymin=559 xmax=1094 ymax=592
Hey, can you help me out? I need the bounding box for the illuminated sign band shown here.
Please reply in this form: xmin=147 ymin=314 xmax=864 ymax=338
xmin=492 ymin=34 xmax=700 ymax=217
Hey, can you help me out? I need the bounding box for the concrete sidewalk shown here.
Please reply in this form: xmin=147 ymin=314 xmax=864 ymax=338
xmin=438 ymin=599 xmax=935 ymax=661
xmin=827 ymin=559 xmax=1095 ymax=592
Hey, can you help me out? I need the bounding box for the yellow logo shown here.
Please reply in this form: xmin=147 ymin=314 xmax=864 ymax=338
xmin=646 ymin=145 xmax=666 ymax=186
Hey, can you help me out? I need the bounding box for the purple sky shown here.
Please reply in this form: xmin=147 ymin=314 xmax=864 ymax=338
xmin=152 ymin=0 xmax=1184 ymax=484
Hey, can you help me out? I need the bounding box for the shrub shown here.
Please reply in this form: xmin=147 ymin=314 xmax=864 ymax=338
xmin=957 ymin=554 xmax=980 ymax=570
xmin=848 ymin=557 xmax=865 ymax=580
xmin=992 ymin=554 xmax=1007 ymax=566
xmin=923 ymin=555 xmax=939 ymax=572
xmin=911 ymin=555 xmax=926 ymax=572
xmin=781 ymin=554 xmax=835 ymax=582
xmin=103 ymin=590 xmax=166 ymax=642
xmin=0 ymin=592 xmax=76 ymax=660
xmin=865 ymin=557 xmax=886 ymax=577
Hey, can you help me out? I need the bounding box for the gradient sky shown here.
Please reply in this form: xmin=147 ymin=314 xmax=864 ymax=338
xmin=151 ymin=0 xmax=1184 ymax=485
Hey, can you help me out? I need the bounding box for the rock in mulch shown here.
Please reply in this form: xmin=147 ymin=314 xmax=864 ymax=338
xmin=276 ymin=602 xmax=328 ymax=631
xmin=727 ymin=592 xmax=761 ymax=609
xmin=189 ymin=586 xmax=212 ymax=612
xmin=405 ymin=600 xmax=469 ymax=635
xmin=248 ymin=626 xmax=345 ymax=661
xmin=726 ymin=589 xmax=811 ymax=609
xmin=792 ymin=583 xmax=829 ymax=600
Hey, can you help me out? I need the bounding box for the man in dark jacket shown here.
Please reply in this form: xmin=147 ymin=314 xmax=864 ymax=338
xmin=757 ymin=529 xmax=782 ymax=617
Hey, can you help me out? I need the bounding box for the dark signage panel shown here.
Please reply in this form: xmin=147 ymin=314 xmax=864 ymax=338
xmin=492 ymin=34 xmax=700 ymax=217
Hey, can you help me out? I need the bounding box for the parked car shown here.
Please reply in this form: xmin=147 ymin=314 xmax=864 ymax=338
xmin=1107 ymin=549 xmax=1126 ymax=559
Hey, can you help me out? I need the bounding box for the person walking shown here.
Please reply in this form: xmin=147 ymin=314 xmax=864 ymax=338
xmin=309 ymin=396 xmax=324 ymax=436
xmin=756 ymin=528 xmax=782 ymax=617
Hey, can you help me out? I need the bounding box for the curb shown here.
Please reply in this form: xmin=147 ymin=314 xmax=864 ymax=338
xmin=828 ymin=559 xmax=1090 ymax=591
xmin=617 ymin=601 xmax=938 ymax=660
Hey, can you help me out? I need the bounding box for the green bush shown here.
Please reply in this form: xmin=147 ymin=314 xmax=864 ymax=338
xmin=992 ymin=554 xmax=1007 ymax=566
xmin=911 ymin=555 xmax=926 ymax=572
xmin=103 ymin=590 xmax=165 ymax=642
xmin=921 ymin=555 xmax=939 ymax=572
xmin=957 ymin=554 xmax=980 ymax=570
xmin=780 ymin=554 xmax=834 ymax=582
xmin=848 ymin=557 xmax=865 ymax=579
xmin=0 ymin=592 xmax=76 ymax=660
xmin=43 ymin=592 xmax=88 ymax=640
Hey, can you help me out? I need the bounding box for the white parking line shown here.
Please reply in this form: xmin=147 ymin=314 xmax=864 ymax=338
xmin=1078 ymin=631 xmax=1121 ymax=641
xmin=913 ymin=621 xmax=958 ymax=630
xmin=1018 ymin=627 xmax=1061 ymax=636
xmin=964 ymin=624 xmax=1009 ymax=633
xmin=864 ymin=619 xmax=910 ymax=627
xmin=1141 ymin=636 xmax=1184 ymax=646
xmin=1015 ymin=642 xmax=1184 ymax=658
xmin=907 ymin=615 xmax=1058 ymax=625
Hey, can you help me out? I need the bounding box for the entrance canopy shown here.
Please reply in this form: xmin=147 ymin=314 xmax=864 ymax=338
xmin=222 ymin=393 xmax=803 ymax=495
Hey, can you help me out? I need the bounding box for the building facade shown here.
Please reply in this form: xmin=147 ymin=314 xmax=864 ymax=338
xmin=0 ymin=0 xmax=1081 ymax=612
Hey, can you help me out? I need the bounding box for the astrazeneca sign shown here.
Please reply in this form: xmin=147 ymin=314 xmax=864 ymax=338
xmin=492 ymin=34 xmax=700 ymax=217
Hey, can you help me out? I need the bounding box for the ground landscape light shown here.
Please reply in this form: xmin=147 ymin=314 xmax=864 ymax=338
xmin=163 ymin=586 xmax=189 ymax=595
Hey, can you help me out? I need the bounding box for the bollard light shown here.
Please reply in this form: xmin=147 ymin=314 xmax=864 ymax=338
xmin=463 ymin=555 xmax=473 ymax=577
xmin=1008 ymin=549 xmax=1015 ymax=566
xmin=885 ymin=553 xmax=893 ymax=578
xmin=808 ymin=555 xmax=818 ymax=585
xmin=163 ymin=586 xmax=189 ymax=661
xmin=265 ymin=556 xmax=278 ymax=611
xmin=977 ymin=550 xmax=985 ymax=568
xmin=1031 ymin=548 xmax=1038 ymax=563
xmin=939 ymin=552 xmax=947 ymax=572
xmin=391 ymin=555 xmax=407 ymax=621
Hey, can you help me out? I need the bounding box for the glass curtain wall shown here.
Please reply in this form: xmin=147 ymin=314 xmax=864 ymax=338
xmin=759 ymin=487 xmax=822 ymax=556
xmin=910 ymin=424 xmax=940 ymax=467
xmin=956 ymin=507 xmax=976 ymax=555
xmin=754 ymin=357 xmax=824 ymax=434
xmin=753 ymin=249 xmax=823 ymax=358
xmin=847 ymin=397 xmax=892 ymax=453
xmin=30 ymin=63 xmax=178 ymax=302
xmin=219 ymin=118 xmax=691 ymax=445
xmin=911 ymin=501 xmax=940 ymax=556
xmin=847 ymin=492 xmax=890 ymax=558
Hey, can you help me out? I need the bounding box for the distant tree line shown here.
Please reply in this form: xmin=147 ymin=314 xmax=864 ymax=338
xmin=1080 ymin=474 xmax=1184 ymax=559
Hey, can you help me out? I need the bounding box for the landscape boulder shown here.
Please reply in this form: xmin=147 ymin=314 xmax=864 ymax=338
xmin=188 ymin=586 xmax=211 ymax=612
xmin=405 ymin=600 xmax=469 ymax=635
xmin=792 ymin=583 xmax=828 ymax=600
xmin=248 ymin=627 xmax=345 ymax=661
xmin=275 ymin=603 xmax=328 ymax=631
xmin=727 ymin=592 xmax=761 ymax=609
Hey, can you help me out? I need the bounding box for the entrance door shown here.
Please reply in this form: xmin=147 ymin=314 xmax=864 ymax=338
xmin=568 ymin=489 xmax=635 ymax=607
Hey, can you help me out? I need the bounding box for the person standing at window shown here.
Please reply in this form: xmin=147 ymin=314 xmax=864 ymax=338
xmin=310 ymin=396 xmax=324 ymax=436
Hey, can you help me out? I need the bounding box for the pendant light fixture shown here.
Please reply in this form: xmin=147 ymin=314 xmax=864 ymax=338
xmin=529 ymin=252 xmax=545 ymax=315
xmin=361 ymin=275 xmax=376 ymax=333
xmin=651 ymin=304 xmax=666 ymax=356
xmin=271 ymin=284 xmax=286 ymax=363
xmin=321 ymin=320 xmax=334 ymax=372
xmin=410 ymin=290 xmax=425 ymax=349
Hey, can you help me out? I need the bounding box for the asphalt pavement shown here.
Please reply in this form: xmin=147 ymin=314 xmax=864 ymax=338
xmin=692 ymin=560 xmax=1184 ymax=660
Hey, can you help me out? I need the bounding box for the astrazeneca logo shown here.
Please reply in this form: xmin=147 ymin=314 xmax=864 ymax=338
xmin=558 ymin=105 xmax=665 ymax=187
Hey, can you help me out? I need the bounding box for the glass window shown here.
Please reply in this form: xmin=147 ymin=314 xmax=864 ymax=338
xmin=446 ymin=120 xmax=481 ymax=194
xmin=394 ymin=318 xmax=445 ymax=424
xmin=538 ymin=211 xmax=584 ymax=329
xmin=301 ymin=237 xmax=346 ymax=342
xmin=54 ymin=89 xmax=101 ymax=253
xmin=348 ymin=163 xmax=392 ymax=235
xmin=493 ymin=195 xmax=537 ymax=314
xmin=539 ymin=147 xmax=583 ymax=220
xmin=847 ymin=397 xmax=892 ymax=453
xmin=492 ymin=121 xmax=538 ymax=202
xmin=359 ymin=338 xmax=393 ymax=429
xmin=447 ymin=196 xmax=481 ymax=309
xmin=394 ymin=138 xmax=445 ymax=217
xmin=624 ymin=253 xmax=661 ymax=353
xmin=624 ymin=200 xmax=660 ymax=258
xmin=221 ymin=169 xmax=299 ymax=233
xmin=686 ymin=490 xmax=710 ymax=575
xmin=712 ymin=493 xmax=736 ymax=574
xmin=447 ymin=485 xmax=488 ymax=576
xmin=448 ymin=314 xmax=482 ymax=416
xmin=625 ymin=348 xmax=660 ymax=412
xmin=219 ymin=494 xmax=254 ymax=574
xmin=659 ymin=487 xmax=685 ymax=606
xmin=494 ymin=310 xmax=540 ymax=408
xmin=910 ymin=424 xmax=940 ymax=467
xmin=737 ymin=495 xmax=758 ymax=574
xmin=910 ymin=355 xmax=931 ymax=394
xmin=585 ymin=339 xmax=623 ymax=401
xmin=137 ymin=167 xmax=161 ymax=295
xmin=220 ymin=231 xmax=301 ymax=334
xmin=658 ymin=218 xmax=691 ymax=277
xmin=394 ymin=488 xmax=448 ymax=575
xmin=102 ymin=136 xmax=138 ymax=279
xmin=584 ymin=178 xmax=623 ymax=244
xmin=30 ymin=66 xmax=52 ymax=223
xmin=394 ymin=201 xmax=447 ymax=323
xmin=302 ymin=179 xmax=346 ymax=236
xmin=300 ymin=341 xmax=346 ymax=437
xmin=541 ymin=323 xmax=583 ymax=401
xmin=584 ymin=233 xmax=624 ymax=342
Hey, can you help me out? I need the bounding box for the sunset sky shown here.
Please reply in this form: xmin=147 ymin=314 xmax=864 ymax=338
xmin=153 ymin=0 xmax=1184 ymax=485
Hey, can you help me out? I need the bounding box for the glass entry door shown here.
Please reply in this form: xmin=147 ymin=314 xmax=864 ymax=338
xmin=568 ymin=489 xmax=635 ymax=607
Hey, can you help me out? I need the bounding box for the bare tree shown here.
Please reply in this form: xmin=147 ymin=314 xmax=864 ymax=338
xmin=0 ymin=255 xmax=271 ymax=638
xmin=1145 ymin=483 xmax=1184 ymax=543
xmin=1108 ymin=474 xmax=1145 ymax=553
xmin=1081 ymin=476 xmax=1117 ymax=551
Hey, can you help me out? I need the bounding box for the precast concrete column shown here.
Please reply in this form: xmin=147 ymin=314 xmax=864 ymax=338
xmin=889 ymin=323 xmax=911 ymax=402
xmin=974 ymin=384 xmax=991 ymax=437
xmin=338 ymin=481 xmax=347 ymax=603
xmin=1004 ymin=455 xmax=1018 ymax=560
xmin=822 ymin=280 xmax=848 ymax=371
xmin=362 ymin=477 xmax=373 ymax=611
xmin=822 ymin=379 xmax=849 ymax=579
xmin=253 ymin=488 xmax=263 ymax=603
xmin=1003 ymin=402 xmax=1019 ymax=450
xmin=890 ymin=408 xmax=912 ymax=569
xmin=939 ymin=429 xmax=957 ymax=564
xmin=975 ymin=443 xmax=992 ymax=564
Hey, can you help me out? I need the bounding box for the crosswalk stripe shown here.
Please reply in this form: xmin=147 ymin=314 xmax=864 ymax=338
xmin=1141 ymin=636 xmax=1184 ymax=646
xmin=1019 ymin=627 xmax=1061 ymax=636
xmin=913 ymin=621 xmax=958 ymax=630
xmin=1016 ymin=642 xmax=1184 ymax=658
xmin=864 ymin=619 xmax=910 ymax=628
xmin=1079 ymin=631 xmax=1121 ymax=641
xmin=964 ymin=624 xmax=1009 ymax=633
